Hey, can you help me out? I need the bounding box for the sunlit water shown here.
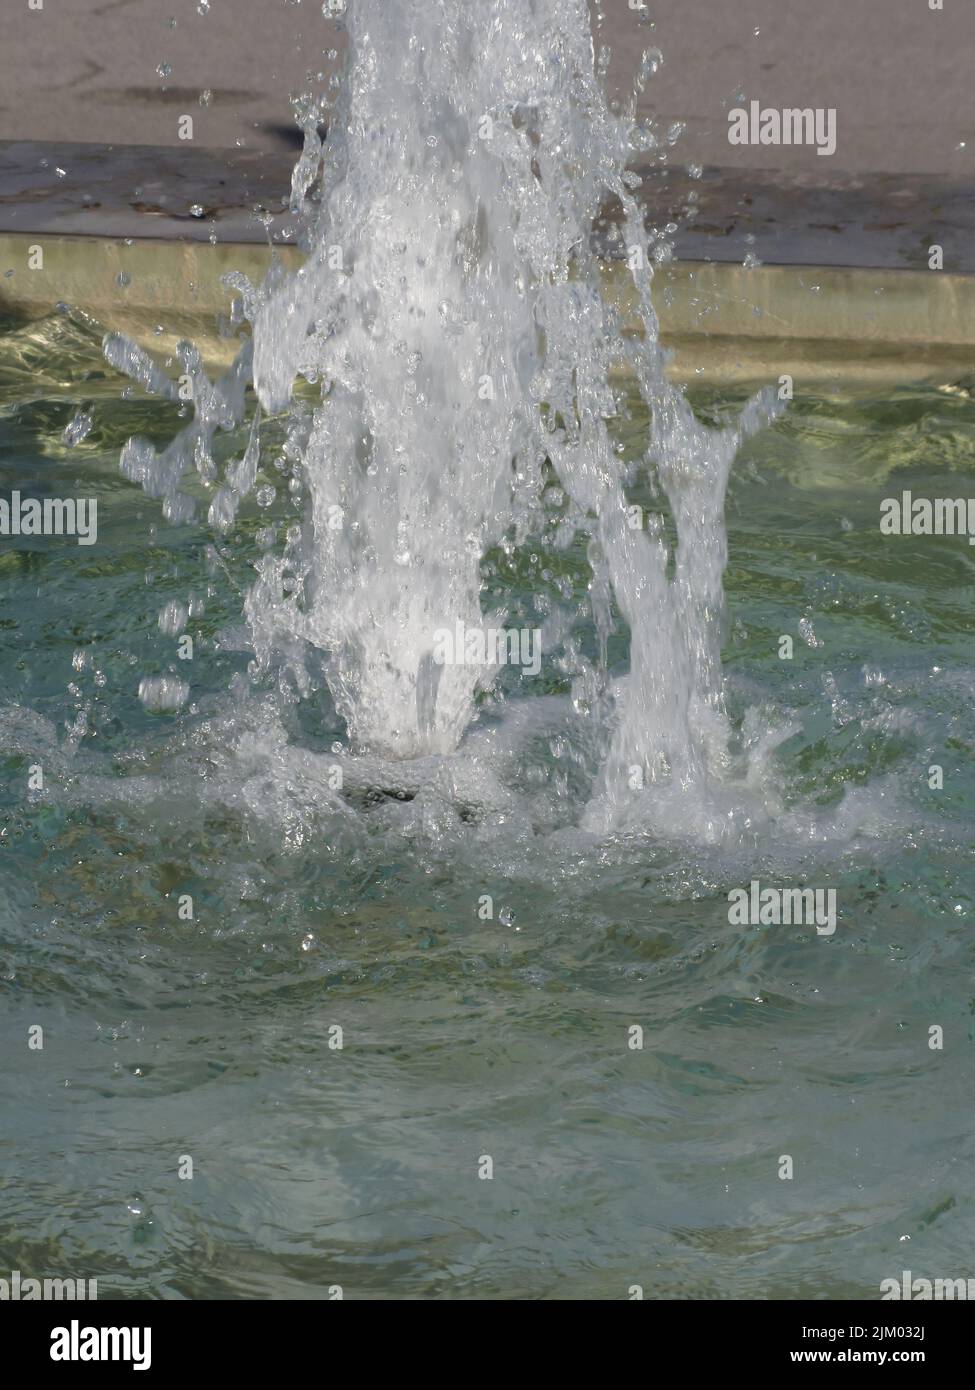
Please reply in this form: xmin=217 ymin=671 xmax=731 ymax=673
xmin=2 ymin=0 xmax=975 ymax=1299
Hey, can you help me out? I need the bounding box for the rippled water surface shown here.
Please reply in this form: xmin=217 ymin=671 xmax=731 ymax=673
xmin=1 ymin=311 xmax=974 ymax=1298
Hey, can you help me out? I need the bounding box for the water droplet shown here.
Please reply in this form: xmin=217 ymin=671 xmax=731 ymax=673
xmin=62 ymin=406 xmax=93 ymax=447
xmin=158 ymin=601 xmax=188 ymax=637
xmin=798 ymin=617 xmax=823 ymax=649
xmin=138 ymin=676 xmax=189 ymax=712
xmin=636 ymin=47 xmax=663 ymax=89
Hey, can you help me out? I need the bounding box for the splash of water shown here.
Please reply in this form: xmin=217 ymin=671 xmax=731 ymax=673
xmin=107 ymin=0 xmax=782 ymax=829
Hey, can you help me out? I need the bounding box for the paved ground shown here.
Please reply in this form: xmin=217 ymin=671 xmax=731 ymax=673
xmin=2 ymin=0 xmax=972 ymax=176
xmin=4 ymin=141 xmax=975 ymax=275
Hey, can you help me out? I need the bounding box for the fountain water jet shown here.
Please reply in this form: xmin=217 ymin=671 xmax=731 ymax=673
xmin=109 ymin=0 xmax=783 ymax=827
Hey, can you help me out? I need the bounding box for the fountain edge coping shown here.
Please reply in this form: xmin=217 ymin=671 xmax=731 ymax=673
xmin=2 ymin=230 xmax=974 ymax=390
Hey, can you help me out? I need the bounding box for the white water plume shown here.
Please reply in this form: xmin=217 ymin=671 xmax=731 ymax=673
xmin=107 ymin=0 xmax=783 ymax=829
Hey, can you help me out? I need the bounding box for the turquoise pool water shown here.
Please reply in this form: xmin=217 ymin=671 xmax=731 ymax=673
xmin=1 ymin=309 xmax=974 ymax=1299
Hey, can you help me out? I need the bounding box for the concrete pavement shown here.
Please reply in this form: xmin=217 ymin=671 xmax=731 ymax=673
xmin=1 ymin=0 xmax=972 ymax=176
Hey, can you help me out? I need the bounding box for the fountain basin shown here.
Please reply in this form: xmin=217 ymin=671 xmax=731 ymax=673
xmin=3 ymin=229 xmax=975 ymax=389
